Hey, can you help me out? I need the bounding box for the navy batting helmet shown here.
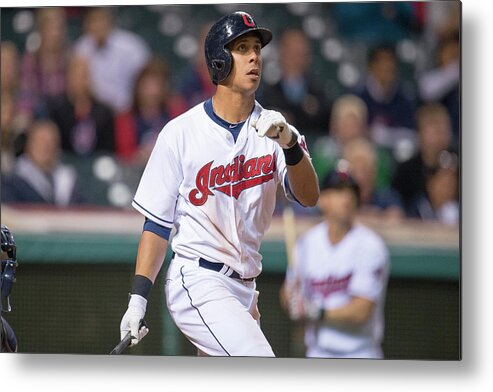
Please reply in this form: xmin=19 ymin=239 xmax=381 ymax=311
xmin=205 ymin=11 xmax=272 ymax=85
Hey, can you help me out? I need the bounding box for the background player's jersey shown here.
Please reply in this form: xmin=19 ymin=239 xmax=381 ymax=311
xmin=133 ymin=100 xmax=297 ymax=279
xmin=288 ymin=221 xmax=389 ymax=357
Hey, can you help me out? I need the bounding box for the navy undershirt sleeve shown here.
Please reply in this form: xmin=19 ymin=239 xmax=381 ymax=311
xmin=284 ymin=175 xmax=303 ymax=206
xmin=143 ymin=218 xmax=172 ymax=240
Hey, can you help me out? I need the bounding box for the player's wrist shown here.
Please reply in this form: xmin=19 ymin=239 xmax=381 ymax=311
xmin=128 ymin=293 xmax=148 ymax=312
xmin=282 ymin=130 xmax=298 ymax=149
xmin=131 ymin=274 xmax=153 ymax=301
xmin=283 ymin=140 xmax=304 ymax=166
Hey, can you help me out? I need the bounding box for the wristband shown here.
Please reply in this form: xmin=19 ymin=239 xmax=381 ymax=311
xmin=131 ymin=274 xmax=153 ymax=300
xmin=283 ymin=142 xmax=305 ymax=166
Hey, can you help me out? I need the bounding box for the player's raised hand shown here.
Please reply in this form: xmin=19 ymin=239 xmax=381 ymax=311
xmin=120 ymin=294 xmax=149 ymax=346
xmin=253 ymin=109 xmax=297 ymax=149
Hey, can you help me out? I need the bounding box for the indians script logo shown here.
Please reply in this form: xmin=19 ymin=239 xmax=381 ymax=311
xmin=189 ymin=153 xmax=276 ymax=206
xmin=309 ymin=274 xmax=353 ymax=298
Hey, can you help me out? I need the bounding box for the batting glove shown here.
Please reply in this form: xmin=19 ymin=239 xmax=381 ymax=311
xmin=303 ymin=299 xmax=325 ymax=322
xmin=287 ymin=289 xmax=305 ymax=321
xmin=288 ymin=291 xmax=324 ymax=322
xmin=253 ymin=110 xmax=298 ymax=149
xmin=120 ymin=294 xmax=149 ymax=346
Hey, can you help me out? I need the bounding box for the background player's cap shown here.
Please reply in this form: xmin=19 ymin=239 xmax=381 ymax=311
xmin=205 ymin=11 xmax=272 ymax=84
xmin=320 ymin=160 xmax=360 ymax=201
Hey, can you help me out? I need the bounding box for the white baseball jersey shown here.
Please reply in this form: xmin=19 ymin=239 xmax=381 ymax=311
xmin=133 ymin=99 xmax=297 ymax=279
xmin=133 ymin=98 xmax=305 ymax=356
xmin=287 ymin=221 xmax=389 ymax=358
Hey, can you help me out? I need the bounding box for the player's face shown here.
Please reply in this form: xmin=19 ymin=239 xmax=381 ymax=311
xmin=226 ymin=34 xmax=263 ymax=93
xmin=319 ymin=188 xmax=358 ymax=227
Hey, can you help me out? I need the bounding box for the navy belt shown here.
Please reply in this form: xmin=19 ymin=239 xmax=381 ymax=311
xmin=198 ymin=258 xmax=255 ymax=282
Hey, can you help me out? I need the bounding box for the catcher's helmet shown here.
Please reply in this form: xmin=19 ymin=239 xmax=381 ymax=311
xmin=1 ymin=225 xmax=17 ymax=312
xmin=205 ymin=11 xmax=272 ymax=85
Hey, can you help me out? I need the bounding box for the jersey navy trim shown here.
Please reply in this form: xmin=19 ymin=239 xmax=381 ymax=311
xmin=132 ymin=199 xmax=174 ymax=227
xmin=283 ymin=173 xmax=303 ymax=206
xmin=204 ymin=99 xmax=245 ymax=143
xmin=143 ymin=218 xmax=171 ymax=240
xmin=180 ymin=265 xmax=231 ymax=356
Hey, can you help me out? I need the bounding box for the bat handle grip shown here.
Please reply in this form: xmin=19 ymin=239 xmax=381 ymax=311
xmin=110 ymin=331 xmax=132 ymax=355
xmin=110 ymin=319 xmax=148 ymax=355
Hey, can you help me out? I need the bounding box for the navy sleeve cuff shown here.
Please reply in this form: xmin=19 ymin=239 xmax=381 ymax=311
xmin=143 ymin=218 xmax=172 ymax=240
xmin=284 ymin=174 xmax=303 ymax=206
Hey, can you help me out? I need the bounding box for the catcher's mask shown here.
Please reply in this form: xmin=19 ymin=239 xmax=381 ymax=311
xmin=1 ymin=225 xmax=18 ymax=312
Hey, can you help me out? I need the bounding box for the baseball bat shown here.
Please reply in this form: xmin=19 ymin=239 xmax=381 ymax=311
xmin=282 ymin=202 xmax=297 ymax=269
xmin=281 ymin=200 xmax=307 ymax=323
xmin=110 ymin=331 xmax=132 ymax=355
xmin=110 ymin=319 xmax=147 ymax=355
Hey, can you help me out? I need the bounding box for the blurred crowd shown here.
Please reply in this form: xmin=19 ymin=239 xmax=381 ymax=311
xmin=1 ymin=4 xmax=460 ymax=226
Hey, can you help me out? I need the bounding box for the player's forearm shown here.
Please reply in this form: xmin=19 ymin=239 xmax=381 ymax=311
xmin=286 ymin=154 xmax=319 ymax=207
xmin=321 ymin=298 xmax=374 ymax=327
xmin=135 ymin=230 xmax=168 ymax=283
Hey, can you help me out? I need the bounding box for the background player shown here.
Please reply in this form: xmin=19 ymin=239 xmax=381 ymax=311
xmin=118 ymin=11 xmax=319 ymax=356
xmin=1 ymin=225 xmax=19 ymax=353
xmin=281 ymin=162 xmax=389 ymax=358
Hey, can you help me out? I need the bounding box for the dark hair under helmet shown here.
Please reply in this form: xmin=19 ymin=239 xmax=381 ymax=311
xmin=204 ymin=11 xmax=272 ymax=85
xmin=320 ymin=160 xmax=361 ymax=204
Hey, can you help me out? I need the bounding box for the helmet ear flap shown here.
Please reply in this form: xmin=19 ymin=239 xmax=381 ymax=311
xmin=212 ymin=59 xmax=225 ymax=70
xmin=209 ymin=49 xmax=232 ymax=85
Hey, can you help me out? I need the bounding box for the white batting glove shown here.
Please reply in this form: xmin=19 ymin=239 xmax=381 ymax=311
xmin=287 ymin=289 xmax=305 ymax=321
xmin=287 ymin=288 xmax=323 ymax=322
xmin=253 ymin=110 xmax=297 ymax=149
xmin=303 ymin=299 xmax=324 ymax=322
xmin=120 ymin=294 xmax=149 ymax=346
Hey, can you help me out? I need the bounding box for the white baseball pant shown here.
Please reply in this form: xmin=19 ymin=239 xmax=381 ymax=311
xmin=165 ymin=254 xmax=275 ymax=357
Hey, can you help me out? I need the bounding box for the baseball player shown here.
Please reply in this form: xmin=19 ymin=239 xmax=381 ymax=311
xmin=118 ymin=11 xmax=319 ymax=356
xmin=1 ymin=225 xmax=19 ymax=353
xmin=281 ymin=163 xmax=389 ymax=358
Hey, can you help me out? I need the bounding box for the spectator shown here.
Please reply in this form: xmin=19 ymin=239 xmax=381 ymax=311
xmin=416 ymin=0 xmax=460 ymax=68
xmin=1 ymin=120 xmax=82 ymax=206
xmin=356 ymin=44 xmax=417 ymax=152
xmin=73 ymin=7 xmax=151 ymax=113
xmin=1 ymin=42 xmax=29 ymax=153
xmin=343 ymin=138 xmax=404 ymax=221
xmin=18 ymin=8 xmax=70 ymax=125
xmin=260 ymin=28 xmax=330 ymax=141
xmin=408 ymin=152 xmax=459 ymax=226
xmin=178 ymin=22 xmax=216 ymax=109
xmin=311 ymin=94 xmax=394 ymax=190
xmin=115 ymin=57 xmax=187 ymax=165
xmin=392 ymin=102 xmax=456 ymax=216
xmin=1 ymin=91 xmax=18 ymax=175
xmin=46 ymin=55 xmax=115 ymax=156
xmin=418 ymin=33 xmax=460 ymax=145
xmin=1 ymin=41 xmax=20 ymax=97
